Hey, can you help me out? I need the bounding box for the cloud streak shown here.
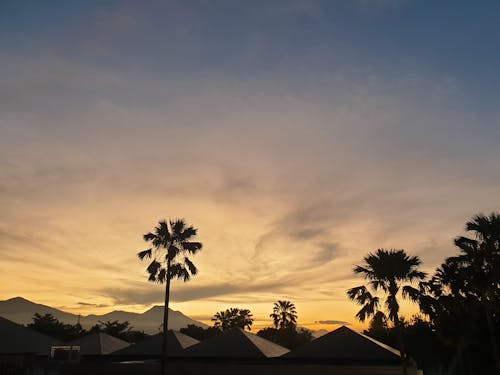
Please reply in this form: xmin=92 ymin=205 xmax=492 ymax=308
xmin=315 ymin=320 xmax=351 ymax=325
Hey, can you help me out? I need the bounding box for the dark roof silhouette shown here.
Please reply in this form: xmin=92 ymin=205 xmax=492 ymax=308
xmin=0 ymin=316 xmax=61 ymax=354
xmin=285 ymin=325 xmax=400 ymax=362
xmin=180 ymin=328 xmax=289 ymax=358
xmin=112 ymin=330 xmax=199 ymax=356
xmin=67 ymin=332 xmax=130 ymax=355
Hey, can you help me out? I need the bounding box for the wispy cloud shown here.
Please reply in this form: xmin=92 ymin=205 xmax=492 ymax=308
xmin=315 ymin=320 xmax=351 ymax=325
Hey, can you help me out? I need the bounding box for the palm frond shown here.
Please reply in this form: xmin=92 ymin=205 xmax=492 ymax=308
xmin=407 ymin=270 xmax=427 ymax=281
xmin=137 ymin=249 xmax=152 ymax=260
xmin=353 ymin=265 xmax=375 ymax=279
xmin=355 ymin=297 xmax=379 ymax=322
xmin=167 ymin=244 xmax=181 ymax=259
xmin=347 ymin=285 xmax=378 ymax=306
xmin=347 ymin=285 xmax=368 ymax=301
xmin=181 ymin=241 xmax=202 ymax=253
xmin=179 ymin=226 xmax=197 ymax=241
xmin=184 ymin=257 xmax=198 ymax=275
xmin=169 ymin=263 xmax=191 ymax=282
xmin=147 ymin=260 xmax=161 ymax=276
xmin=402 ymin=285 xmax=421 ymax=302
xmin=157 ymin=268 xmax=167 ymax=283
xmin=170 ymin=219 xmax=185 ymax=235
xmin=370 ymin=279 xmax=388 ymax=292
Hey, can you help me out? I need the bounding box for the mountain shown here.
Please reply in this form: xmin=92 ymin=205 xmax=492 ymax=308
xmin=0 ymin=297 xmax=208 ymax=334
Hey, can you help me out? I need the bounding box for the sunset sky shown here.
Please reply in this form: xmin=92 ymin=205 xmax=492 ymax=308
xmin=1 ymin=1 xmax=499 ymax=332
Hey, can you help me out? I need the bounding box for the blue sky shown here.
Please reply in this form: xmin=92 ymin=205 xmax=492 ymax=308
xmin=1 ymin=0 xmax=499 ymax=329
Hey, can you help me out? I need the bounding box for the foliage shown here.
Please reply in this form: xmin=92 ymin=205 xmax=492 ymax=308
xmin=365 ymin=310 xmax=388 ymax=337
xmin=257 ymin=300 xmax=311 ymax=349
xmin=347 ymin=249 xmax=426 ymax=324
xmin=257 ymin=326 xmax=312 ymax=349
xmin=211 ymin=308 xmax=253 ymax=331
xmin=88 ymin=320 xmax=147 ymax=342
xmin=138 ymin=219 xmax=202 ymax=284
xmin=419 ymin=213 xmax=500 ymax=374
xmin=179 ymin=324 xmax=221 ymax=341
xmin=364 ymin=315 xmax=455 ymax=374
xmin=27 ymin=313 xmax=85 ymax=341
xmin=27 ymin=314 xmax=146 ymax=343
xmin=270 ymin=300 xmax=297 ymax=329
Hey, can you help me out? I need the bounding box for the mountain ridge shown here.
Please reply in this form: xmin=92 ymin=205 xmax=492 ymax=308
xmin=0 ymin=296 xmax=208 ymax=334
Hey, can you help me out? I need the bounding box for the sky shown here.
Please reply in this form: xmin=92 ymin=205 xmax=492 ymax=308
xmin=1 ymin=0 xmax=499 ymax=332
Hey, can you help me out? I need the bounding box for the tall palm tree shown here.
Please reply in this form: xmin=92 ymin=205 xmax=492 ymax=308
xmin=138 ymin=219 xmax=202 ymax=375
xmin=270 ymin=300 xmax=298 ymax=329
xmin=347 ymin=248 xmax=426 ymax=375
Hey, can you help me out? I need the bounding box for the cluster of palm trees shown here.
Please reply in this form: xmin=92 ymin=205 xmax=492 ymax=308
xmin=347 ymin=213 xmax=500 ymax=375
xmin=212 ymin=308 xmax=254 ymax=331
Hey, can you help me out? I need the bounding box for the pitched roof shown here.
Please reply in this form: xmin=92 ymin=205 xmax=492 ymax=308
xmin=285 ymin=325 xmax=401 ymax=362
xmin=112 ymin=330 xmax=199 ymax=356
xmin=0 ymin=316 xmax=61 ymax=355
xmin=67 ymin=332 xmax=130 ymax=355
xmin=180 ymin=328 xmax=289 ymax=358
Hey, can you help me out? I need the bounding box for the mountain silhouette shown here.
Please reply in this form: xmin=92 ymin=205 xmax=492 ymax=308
xmin=0 ymin=297 xmax=207 ymax=333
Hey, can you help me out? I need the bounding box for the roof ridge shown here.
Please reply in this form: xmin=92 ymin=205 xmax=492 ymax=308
xmin=356 ymin=330 xmax=401 ymax=356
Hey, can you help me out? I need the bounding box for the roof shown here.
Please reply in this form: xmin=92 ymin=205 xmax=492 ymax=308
xmin=67 ymin=332 xmax=130 ymax=355
xmin=112 ymin=330 xmax=199 ymax=356
xmin=180 ymin=328 xmax=289 ymax=358
xmin=285 ymin=325 xmax=401 ymax=362
xmin=0 ymin=316 xmax=61 ymax=355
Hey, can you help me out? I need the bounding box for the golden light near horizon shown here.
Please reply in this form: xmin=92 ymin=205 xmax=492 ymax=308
xmin=1 ymin=0 xmax=500 ymax=335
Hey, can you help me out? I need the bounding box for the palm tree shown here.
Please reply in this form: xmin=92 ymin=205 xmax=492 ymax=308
xmin=138 ymin=219 xmax=202 ymax=375
xmin=270 ymin=300 xmax=298 ymax=329
xmin=212 ymin=308 xmax=254 ymax=331
xmin=449 ymin=213 xmax=500 ymax=373
xmin=347 ymin=248 xmax=426 ymax=375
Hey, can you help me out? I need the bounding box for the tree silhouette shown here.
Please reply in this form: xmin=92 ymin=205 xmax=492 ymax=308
xmin=27 ymin=313 xmax=86 ymax=341
xmin=212 ymin=308 xmax=253 ymax=331
xmin=421 ymin=213 xmax=500 ymax=373
xmin=257 ymin=326 xmax=312 ymax=349
xmin=270 ymin=300 xmax=297 ymax=329
xmin=179 ymin=324 xmax=221 ymax=341
xmin=366 ymin=310 xmax=389 ymax=337
xmin=347 ymin=248 xmax=426 ymax=375
xmin=138 ymin=219 xmax=202 ymax=375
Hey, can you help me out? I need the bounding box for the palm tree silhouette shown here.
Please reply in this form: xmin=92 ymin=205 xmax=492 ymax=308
xmin=270 ymin=300 xmax=298 ymax=329
xmin=347 ymin=248 xmax=426 ymax=375
xmin=212 ymin=308 xmax=253 ymax=331
xmin=138 ymin=219 xmax=202 ymax=375
xmin=420 ymin=213 xmax=500 ymax=373
xmin=450 ymin=213 xmax=500 ymax=372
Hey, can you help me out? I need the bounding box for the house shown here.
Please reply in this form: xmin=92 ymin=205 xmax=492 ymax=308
xmin=67 ymin=332 xmax=130 ymax=355
xmin=180 ymin=328 xmax=289 ymax=358
xmin=112 ymin=330 xmax=199 ymax=357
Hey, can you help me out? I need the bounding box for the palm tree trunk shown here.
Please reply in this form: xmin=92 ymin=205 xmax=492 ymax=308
xmin=394 ymin=317 xmax=407 ymax=375
xmin=485 ymin=306 xmax=500 ymax=374
xmin=161 ymin=259 xmax=171 ymax=375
